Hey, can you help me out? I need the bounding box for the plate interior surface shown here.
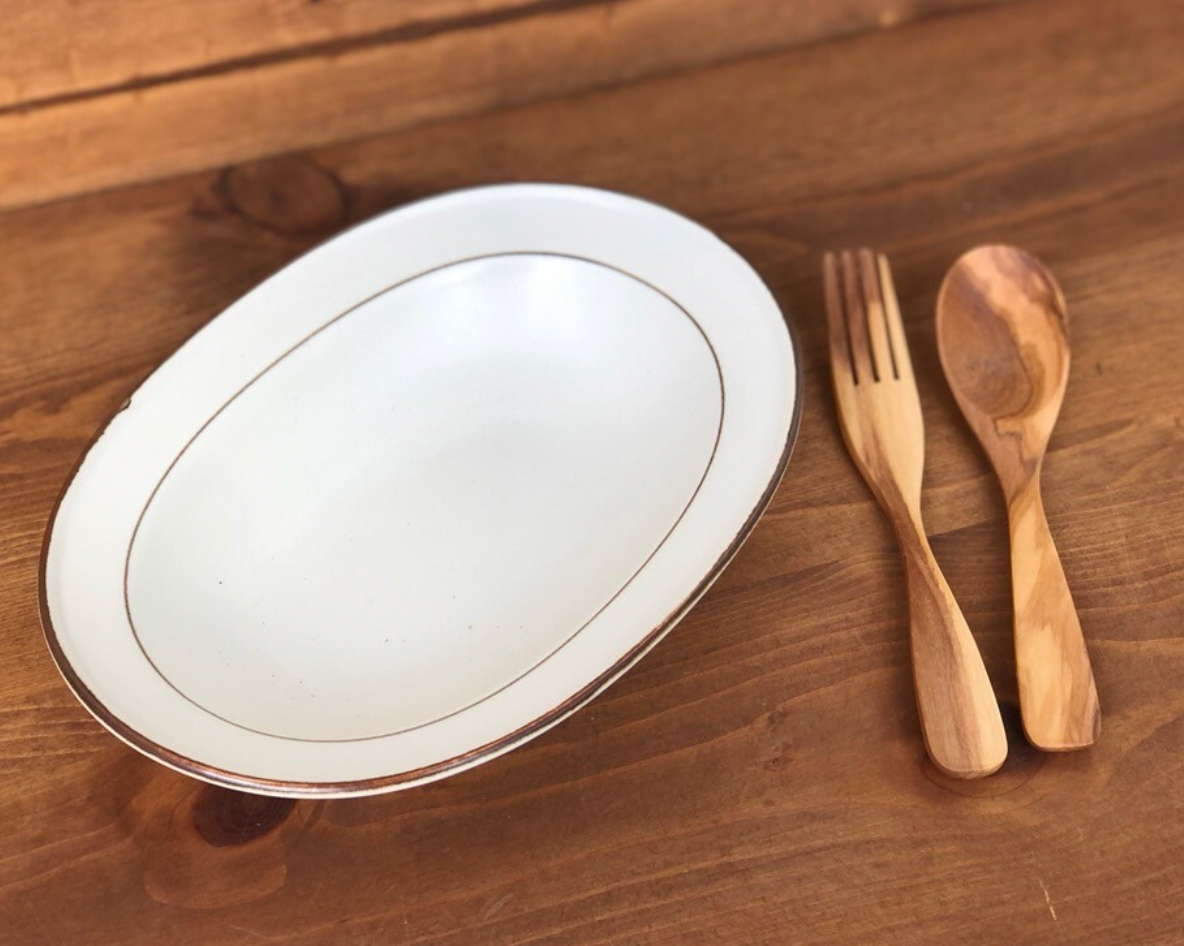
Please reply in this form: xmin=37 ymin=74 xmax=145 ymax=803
xmin=127 ymin=254 xmax=723 ymax=742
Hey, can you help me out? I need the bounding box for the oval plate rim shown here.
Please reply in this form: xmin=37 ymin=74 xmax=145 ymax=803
xmin=38 ymin=182 xmax=804 ymax=798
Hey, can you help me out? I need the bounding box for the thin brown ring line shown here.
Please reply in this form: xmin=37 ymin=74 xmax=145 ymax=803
xmin=39 ymin=245 xmax=802 ymax=796
xmin=107 ymin=250 xmax=724 ymax=743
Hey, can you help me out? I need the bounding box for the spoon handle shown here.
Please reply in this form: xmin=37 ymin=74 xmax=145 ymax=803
xmin=895 ymin=516 xmax=1008 ymax=779
xmin=1007 ymin=477 xmax=1101 ymax=750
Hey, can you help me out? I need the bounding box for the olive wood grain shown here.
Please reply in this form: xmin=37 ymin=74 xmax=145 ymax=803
xmin=825 ymin=251 xmax=1006 ymax=779
xmin=936 ymin=245 xmax=1101 ymax=751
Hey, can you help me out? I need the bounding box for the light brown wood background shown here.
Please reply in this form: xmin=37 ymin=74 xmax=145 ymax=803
xmin=2 ymin=0 xmax=1183 ymax=943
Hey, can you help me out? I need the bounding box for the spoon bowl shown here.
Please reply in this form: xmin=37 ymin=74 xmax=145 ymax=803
xmin=937 ymin=246 xmax=1070 ymax=486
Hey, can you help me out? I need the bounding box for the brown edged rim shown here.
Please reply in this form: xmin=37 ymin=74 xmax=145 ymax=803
xmin=36 ymin=187 xmax=805 ymax=797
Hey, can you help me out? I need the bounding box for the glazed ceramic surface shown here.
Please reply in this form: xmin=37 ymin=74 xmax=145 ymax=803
xmin=41 ymin=184 xmax=800 ymax=796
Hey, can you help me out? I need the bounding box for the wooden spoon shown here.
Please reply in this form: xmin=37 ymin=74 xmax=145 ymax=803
xmin=936 ymin=245 xmax=1100 ymax=751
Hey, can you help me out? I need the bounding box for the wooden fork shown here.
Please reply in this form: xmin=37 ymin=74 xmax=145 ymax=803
xmin=823 ymin=250 xmax=1007 ymax=778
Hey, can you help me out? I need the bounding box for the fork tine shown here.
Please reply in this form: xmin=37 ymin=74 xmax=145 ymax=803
xmin=859 ymin=249 xmax=895 ymax=382
xmin=877 ymin=253 xmax=912 ymax=379
xmin=823 ymin=253 xmax=855 ymax=385
xmin=840 ymin=251 xmax=873 ymax=385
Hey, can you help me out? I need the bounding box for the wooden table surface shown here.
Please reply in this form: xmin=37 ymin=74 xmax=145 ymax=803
xmin=3 ymin=1 xmax=1183 ymax=943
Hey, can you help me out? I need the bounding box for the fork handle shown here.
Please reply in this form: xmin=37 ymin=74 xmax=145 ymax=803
xmin=895 ymin=516 xmax=1008 ymax=778
xmin=1007 ymin=475 xmax=1100 ymax=750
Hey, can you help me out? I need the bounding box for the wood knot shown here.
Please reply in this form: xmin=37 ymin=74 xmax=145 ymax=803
xmin=224 ymin=155 xmax=347 ymax=235
xmin=120 ymin=770 xmax=319 ymax=909
xmin=193 ymin=786 xmax=296 ymax=846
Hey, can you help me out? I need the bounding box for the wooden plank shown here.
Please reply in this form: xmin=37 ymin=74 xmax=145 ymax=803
xmin=0 ymin=0 xmax=542 ymax=107
xmin=2 ymin=0 xmax=1184 ymax=943
xmin=0 ymin=0 xmax=1016 ymax=212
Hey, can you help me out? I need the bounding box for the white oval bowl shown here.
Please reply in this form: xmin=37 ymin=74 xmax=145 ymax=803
xmin=40 ymin=184 xmax=801 ymax=797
